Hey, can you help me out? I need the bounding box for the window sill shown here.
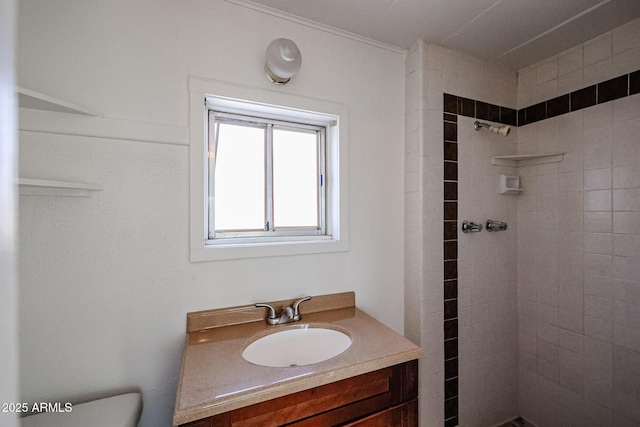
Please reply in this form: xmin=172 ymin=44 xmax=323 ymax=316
xmin=190 ymin=238 xmax=349 ymax=262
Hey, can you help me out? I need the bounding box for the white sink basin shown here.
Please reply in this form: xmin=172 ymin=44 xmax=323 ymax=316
xmin=242 ymin=326 xmax=352 ymax=368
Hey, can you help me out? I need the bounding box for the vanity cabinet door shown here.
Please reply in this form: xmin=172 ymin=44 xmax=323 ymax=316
xmin=343 ymin=399 xmax=418 ymax=426
xmin=180 ymin=419 xmax=210 ymax=427
xmin=180 ymin=360 xmax=418 ymax=427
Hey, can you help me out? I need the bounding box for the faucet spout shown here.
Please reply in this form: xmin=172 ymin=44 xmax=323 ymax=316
xmin=255 ymin=296 xmax=312 ymax=325
xmin=279 ymin=306 xmax=294 ymax=323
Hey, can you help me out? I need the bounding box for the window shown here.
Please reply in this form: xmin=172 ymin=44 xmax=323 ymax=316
xmin=208 ymin=112 xmax=326 ymax=243
xmin=188 ymin=76 xmax=349 ymax=261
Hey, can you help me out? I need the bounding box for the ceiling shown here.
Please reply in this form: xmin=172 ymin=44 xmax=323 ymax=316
xmin=238 ymin=0 xmax=640 ymax=70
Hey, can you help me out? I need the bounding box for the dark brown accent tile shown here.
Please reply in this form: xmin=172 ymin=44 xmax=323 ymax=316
xmin=444 ymin=93 xmax=458 ymax=114
xmin=444 ymin=181 xmax=458 ymax=201
xmin=444 ymin=318 xmax=457 ymax=340
xmin=475 ymin=101 xmax=489 ymax=120
xmin=571 ymin=85 xmax=596 ymax=111
xmin=444 ymin=181 xmax=458 ymax=200
xmin=546 ymin=94 xmax=570 ymax=118
xmin=445 ymin=358 xmax=458 ymax=379
xmin=444 ymin=122 xmax=458 ymax=142
xmin=444 ymin=161 xmax=458 ymax=181
xmin=444 ymin=221 xmax=457 ymax=241
xmin=598 ymin=75 xmax=629 ymax=104
xmin=487 ymin=103 xmax=500 ymax=122
xmin=444 ymin=300 xmax=458 ymax=320
xmin=458 ymin=97 xmax=475 ymax=118
xmin=444 ymin=338 xmax=458 ymax=360
xmin=444 ymin=396 xmax=458 ymax=419
xmin=444 ymin=240 xmax=457 ymax=260
xmin=444 ymin=202 xmax=457 ymax=221
xmin=444 ymin=112 xmax=457 ymax=123
xmin=443 ymin=260 xmax=457 ymax=280
xmin=444 ymin=279 xmax=458 ymax=300
xmin=445 ymin=377 xmax=458 ymax=400
xmin=500 ymin=107 xmax=517 ymax=126
xmin=631 ymin=71 xmax=640 ymax=95
xmin=445 ymin=416 xmax=459 ymax=427
xmin=517 ymin=108 xmax=526 ymax=127
xmin=525 ymin=102 xmax=546 ymax=124
xmin=444 ymin=142 xmax=458 ymax=161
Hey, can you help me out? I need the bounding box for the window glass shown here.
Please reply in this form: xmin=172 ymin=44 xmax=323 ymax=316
xmin=272 ymin=128 xmax=319 ymax=228
xmin=213 ymin=122 xmax=265 ymax=231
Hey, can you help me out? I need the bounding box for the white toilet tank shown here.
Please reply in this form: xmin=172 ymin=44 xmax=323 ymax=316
xmin=21 ymin=393 xmax=142 ymax=427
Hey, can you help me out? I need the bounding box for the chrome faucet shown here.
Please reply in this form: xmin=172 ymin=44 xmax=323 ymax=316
xmin=256 ymin=296 xmax=312 ymax=325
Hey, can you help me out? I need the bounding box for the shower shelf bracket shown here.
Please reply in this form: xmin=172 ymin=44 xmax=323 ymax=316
xmin=492 ymin=152 xmax=565 ymax=167
xmin=18 ymin=178 xmax=103 ymax=197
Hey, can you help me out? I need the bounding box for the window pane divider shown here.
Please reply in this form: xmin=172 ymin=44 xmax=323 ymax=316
xmin=265 ymin=124 xmax=274 ymax=231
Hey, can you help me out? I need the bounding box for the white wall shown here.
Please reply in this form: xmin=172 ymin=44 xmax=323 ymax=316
xmin=16 ymin=1 xmax=405 ymax=426
xmin=0 ymin=0 xmax=18 ymax=426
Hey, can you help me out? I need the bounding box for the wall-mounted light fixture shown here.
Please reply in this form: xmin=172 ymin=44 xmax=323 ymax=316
xmin=264 ymin=38 xmax=302 ymax=85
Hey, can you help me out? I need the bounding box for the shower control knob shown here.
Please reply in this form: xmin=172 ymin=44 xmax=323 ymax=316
xmin=486 ymin=220 xmax=507 ymax=232
xmin=462 ymin=221 xmax=483 ymax=233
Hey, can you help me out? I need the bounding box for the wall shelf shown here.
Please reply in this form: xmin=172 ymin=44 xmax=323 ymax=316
xmin=18 ymin=178 xmax=103 ymax=197
xmin=492 ymin=152 xmax=565 ymax=167
xmin=17 ymin=87 xmax=103 ymax=117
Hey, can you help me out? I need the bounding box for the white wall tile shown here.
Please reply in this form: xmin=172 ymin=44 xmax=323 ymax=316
xmin=613 ymin=234 xmax=640 ymax=257
xmin=584 ymin=168 xmax=612 ymax=191
xmin=559 ymin=310 xmax=583 ymax=333
xmin=559 ymin=329 xmax=584 ymax=354
xmin=585 ymin=295 xmax=613 ymax=321
xmin=614 ymin=188 xmax=640 ymax=211
xmin=613 ymin=119 xmax=640 ymax=167
xmin=558 ymin=45 xmax=584 ymax=76
xmin=584 ymin=58 xmax=613 ymax=87
xmin=558 ymin=68 xmax=584 ymax=95
xmin=614 ymin=211 xmax=640 ymax=234
xmin=585 ymin=315 xmax=614 ymax=343
xmin=584 ymin=32 xmax=612 ymax=67
xmin=584 ymin=274 xmax=613 ymax=298
xmin=585 ymin=211 xmax=612 ymax=233
xmin=612 ymin=18 xmax=640 ymax=56
xmin=613 ymin=165 xmax=640 ymax=189
xmin=613 ymin=94 xmax=640 ymax=122
xmin=584 ymin=232 xmax=613 ymax=255
xmin=536 ymin=58 xmax=559 ymax=85
xmin=585 ymin=190 xmax=612 ymax=212
xmin=613 ymin=47 xmax=640 ymax=77
xmin=613 ymin=256 xmax=640 ymax=282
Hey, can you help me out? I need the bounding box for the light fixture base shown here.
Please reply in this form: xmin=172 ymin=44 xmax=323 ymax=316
xmin=264 ymin=63 xmax=291 ymax=85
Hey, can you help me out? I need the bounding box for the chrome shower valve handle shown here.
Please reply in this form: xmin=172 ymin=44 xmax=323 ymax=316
xmin=462 ymin=221 xmax=483 ymax=233
xmin=486 ymin=220 xmax=507 ymax=231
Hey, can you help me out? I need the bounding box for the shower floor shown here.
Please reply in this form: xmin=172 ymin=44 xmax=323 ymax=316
xmin=497 ymin=417 xmax=536 ymax=427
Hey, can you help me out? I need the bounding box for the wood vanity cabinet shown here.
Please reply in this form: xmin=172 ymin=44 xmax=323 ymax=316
xmin=179 ymin=360 xmax=418 ymax=427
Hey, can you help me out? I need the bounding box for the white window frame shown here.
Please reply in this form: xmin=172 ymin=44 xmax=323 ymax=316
xmin=207 ymin=112 xmax=326 ymax=242
xmin=189 ymin=76 xmax=349 ymax=262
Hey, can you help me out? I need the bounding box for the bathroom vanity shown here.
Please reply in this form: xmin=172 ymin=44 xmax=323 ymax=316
xmin=173 ymin=292 xmax=423 ymax=426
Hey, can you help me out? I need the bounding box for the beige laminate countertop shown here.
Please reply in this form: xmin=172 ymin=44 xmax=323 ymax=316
xmin=173 ymin=292 xmax=424 ymax=426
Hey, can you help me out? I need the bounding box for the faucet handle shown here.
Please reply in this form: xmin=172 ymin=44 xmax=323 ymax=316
xmin=255 ymin=303 xmax=279 ymax=324
xmin=292 ymin=296 xmax=312 ymax=320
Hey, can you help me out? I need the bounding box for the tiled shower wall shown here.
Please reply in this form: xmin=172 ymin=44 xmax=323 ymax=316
xmin=405 ymin=42 xmax=519 ymax=426
xmin=406 ymin=17 xmax=640 ymax=427
xmin=516 ymin=19 xmax=640 ymax=426
xmin=457 ymin=115 xmax=519 ymax=426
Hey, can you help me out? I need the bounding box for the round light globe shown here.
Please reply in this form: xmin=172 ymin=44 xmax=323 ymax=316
xmin=265 ymin=38 xmax=302 ymax=85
